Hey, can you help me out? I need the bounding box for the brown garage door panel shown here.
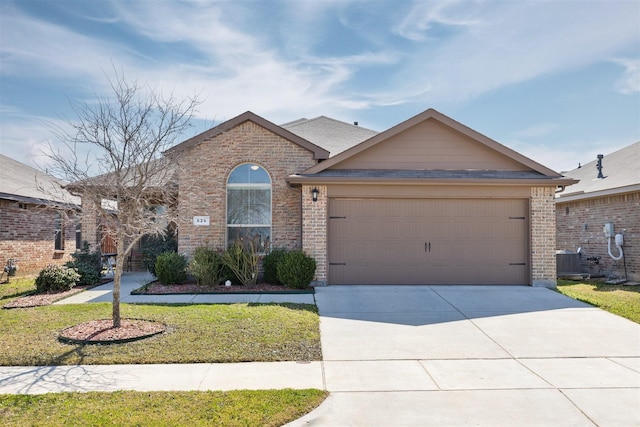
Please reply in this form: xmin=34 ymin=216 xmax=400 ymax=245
xmin=328 ymin=198 xmax=529 ymax=285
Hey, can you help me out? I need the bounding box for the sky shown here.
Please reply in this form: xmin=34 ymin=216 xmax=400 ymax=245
xmin=1 ymin=0 xmax=639 ymax=174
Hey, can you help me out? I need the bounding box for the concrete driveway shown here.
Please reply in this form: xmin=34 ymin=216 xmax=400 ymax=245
xmin=288 ymin=285 xmax=640 ymax=427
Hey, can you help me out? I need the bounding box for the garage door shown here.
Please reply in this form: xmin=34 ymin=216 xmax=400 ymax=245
xmin=328 ymin=198 xmax=529 ymax=285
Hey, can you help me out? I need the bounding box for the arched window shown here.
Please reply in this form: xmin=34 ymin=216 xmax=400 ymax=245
xmin=226 ymin=164 xmax=271 ymax=252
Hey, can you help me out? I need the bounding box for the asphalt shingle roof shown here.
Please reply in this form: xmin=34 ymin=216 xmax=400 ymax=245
xmin=557 ymin=141 xmax=640 ymax=199
xmin=0 ymin=154 xmax=78 ymax=205
xmin=297 ymin=169 xmax=550 ymax=180
xmin=281 ymin=116 xmax=378 ymax=157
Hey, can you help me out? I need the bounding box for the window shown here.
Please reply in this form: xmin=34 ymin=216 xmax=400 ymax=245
xmin=75 ymin=222 xmax=82 ymax=250
xmin=54 ymin=213 xmax=64 ymax=251
xmin=226 ymin=164 xmax=271 ymax=252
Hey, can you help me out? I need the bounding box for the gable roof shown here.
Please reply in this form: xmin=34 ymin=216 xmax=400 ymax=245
xmin=302 ymin=108 xmax=562 ymax=176
xmin=281 ymin=116 xmax=378 ymax=157
xmin=0 ymin=154 xmax=79 ymax=206
xmin=288 ymin=108 xmax=577 ymax=186
xmin=165 ymin=111 xmax=329 ymax=160
xmin=556 ymin=141 xmax=640 ymax=202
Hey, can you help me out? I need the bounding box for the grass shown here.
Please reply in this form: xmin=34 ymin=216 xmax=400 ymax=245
xmin=0 ymin=389 xmax=328 ymax=427
xmin=557 ymin=279 xmax=640 ymax=323
xmin=0 ymin=279 xmax=326 ymax=425
xmin=0 ymin=278 xmax=321 ymax=366
xmin=0 ymin=277 xmax=36 ymax=301
xmin=0 ymin=302 xmax=321 ymax=365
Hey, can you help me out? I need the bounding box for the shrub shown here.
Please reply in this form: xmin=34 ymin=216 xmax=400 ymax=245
xmin=70 ymin=263 xmax=101 ymax=286
xmin=155 ymin=252 xmax=188 ymax=285
xmin=141 ymin=230 xmax=178 ymax=276
xmin=276 ymin=251 xmax=316 ymax=289
xmin=35 ymin=265 xmax=80 ymax=293
xmin=65 ymin=242 xmax=102 ymax=286
xmin=222 ymin=240 xmax=259 ymax=286
xmin=190 ymin=246 xmax=226 ymax=286
xmin=262 ymin=247 xmax=288 ymax=285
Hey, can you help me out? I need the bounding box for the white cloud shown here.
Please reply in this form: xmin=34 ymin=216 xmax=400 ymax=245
xmin=389 ymin=1 xmax=640 ymax=104
xmin=0 ymin=0 xmax=637 ymax=171
xmin=613 ymin=58 xmax=640 ymax=94
xmin=393 ymin=1 xmax=481 ymax=42
xmin=0 ymin=114 xmax=65 ymax=169
xmin=0 ymin=6 xmax=123 ymax=86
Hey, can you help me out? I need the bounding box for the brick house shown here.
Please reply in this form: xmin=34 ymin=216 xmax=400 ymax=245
xmin=148 ymin=108 xmax=574 ymax=287
xmin=0 ymin=154 xmax=80 ymax=275
xmin=556 ymin=142 xmax=639 ymax=282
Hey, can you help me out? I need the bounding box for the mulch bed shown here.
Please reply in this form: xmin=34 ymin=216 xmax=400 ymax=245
xmin=59 ymin=319 xmax=166 ymax=345
xmin=133 ymin=280 xmax=314 ymax=295
xmin=2 ymin=279 xmax=112 ymax=309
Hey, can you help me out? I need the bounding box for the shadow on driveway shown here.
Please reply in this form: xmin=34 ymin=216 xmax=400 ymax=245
xmin=314 ymin=285 xmax=640 ymax=360
xmin=314 ymin=285 xmax=589 ymax=325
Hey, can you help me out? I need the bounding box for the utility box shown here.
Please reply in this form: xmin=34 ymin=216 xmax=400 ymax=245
xmin=604 ymin=222 xmax=614 ymax=238
xmin=556 ymin=251 xmax=581 ymax=278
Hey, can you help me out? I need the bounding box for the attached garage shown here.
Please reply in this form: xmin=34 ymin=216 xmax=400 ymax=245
xmin=290 ymin=108 xmax=577 ymax=287
xmin=328 ymin=198 xmax=529 ymax=285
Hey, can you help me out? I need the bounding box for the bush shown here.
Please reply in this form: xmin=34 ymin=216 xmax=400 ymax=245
xmin=155 ymin=252 xmax=188 ymax=285
xmin=262 ymin=248 xmax=288 ymax=285
xmin=222 ymin=240 xmax=259 ymax=286
xmin=189 ymin=246 xmax=226 ymax=286
xmin=65 ymin=242 xmax=102 ymax=286
xmin=276 ymin=251 xmax=316 ymax=289
xmin=35 ymin=265 xmax=80 ymax=293
xmin=70 ymin=263 xmax=101 ymax=286
xmin=141 ymin=230 xmax=178 ymax=276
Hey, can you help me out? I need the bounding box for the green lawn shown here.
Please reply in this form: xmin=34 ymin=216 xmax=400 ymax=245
xmin=557 ymin=280 xmax=640 ymax=323
xmin=0 ymin=277 xmax=35 ymax=301
xmin=0 ymin=278 xmax=326 ymax=425
xmin=0 ymin=302 xmax=321 ymax=366
xmin=0 ymin=278 xmax=321 ymax=365
xmin=0 ymin=389 xmax=328 ymax=427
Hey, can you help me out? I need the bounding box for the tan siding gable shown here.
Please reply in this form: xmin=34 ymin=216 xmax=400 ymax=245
xmin=331 ymin=119 xmax=530 ymax=171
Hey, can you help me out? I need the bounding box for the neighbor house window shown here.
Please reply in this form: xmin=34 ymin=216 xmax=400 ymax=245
xmin=54 ymin=213 xmax=64 ymax=251
xmin=226 ymin=164 xmax=271 ymax=252
xmin=75 ymin=222 xmax=82 ymax=250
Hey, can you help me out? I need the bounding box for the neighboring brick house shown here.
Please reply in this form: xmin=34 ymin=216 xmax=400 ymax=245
xmin=556 ymin=142 xmax=639 ymax=282
xmin=149 ymin=108 xmax=573 ymax=288
xmin=0 ymin=154 xmax=80 ymax=275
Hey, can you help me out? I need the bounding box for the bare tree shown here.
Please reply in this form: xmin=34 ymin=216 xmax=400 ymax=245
xmin=46 ymin=73 xmax=199 ymax=328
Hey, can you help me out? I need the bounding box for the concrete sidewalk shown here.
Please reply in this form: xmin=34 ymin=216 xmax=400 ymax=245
xmin=54 ymin=271 xmax=316 ymax=305
xmin=3 ymin=277 xmax=639 ymax=426
xmin=0 ymin=362 xmax=324 ymax=394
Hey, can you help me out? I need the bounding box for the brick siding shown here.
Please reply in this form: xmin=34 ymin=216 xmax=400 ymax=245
xmin=302 ymin=184 xmax=327 ymax=285
xmin=556 ymin=191 xmax=639 ymax=281
xmin=176 ymin=120 xmax=317 ymax=255
xmin=0 ymin=200 xmax=76 ymax=275
xmin=531 ymin=186 xmax=557 ymax=287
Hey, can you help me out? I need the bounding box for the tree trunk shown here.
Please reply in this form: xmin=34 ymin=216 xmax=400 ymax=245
xmin=112 ymin=233 xmax=126 ymax=328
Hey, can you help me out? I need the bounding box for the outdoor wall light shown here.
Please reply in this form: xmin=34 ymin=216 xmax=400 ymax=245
xmin=311 ymin=188 xmax=319 ymax=202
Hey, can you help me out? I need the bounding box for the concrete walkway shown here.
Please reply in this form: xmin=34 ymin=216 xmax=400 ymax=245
xmin=54 ymin=271 xmax=316 ymax=305
xmin=2 ymin=274 xmax=639 ymax=426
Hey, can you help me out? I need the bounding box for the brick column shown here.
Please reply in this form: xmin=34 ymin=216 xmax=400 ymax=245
xmin=81 ymin=195 xmax=100 ymax=252
xmin=530 ymin=186 xmax=557 ymax=287
xmin=302 ymin=184 xmax=327 ymax=286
